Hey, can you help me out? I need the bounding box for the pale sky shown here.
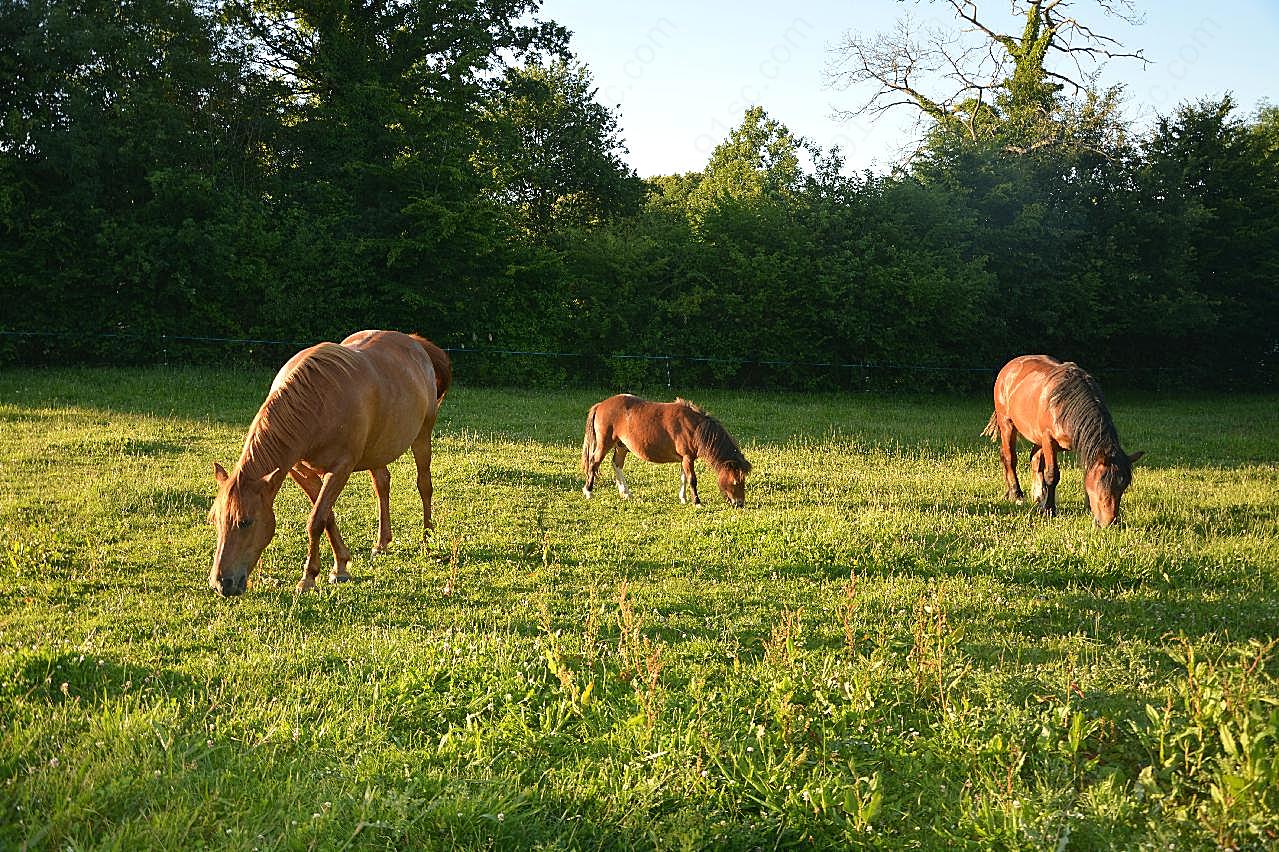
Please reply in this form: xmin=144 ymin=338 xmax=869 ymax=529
xmin=538 ymin=0 xmax=1279 ymax=176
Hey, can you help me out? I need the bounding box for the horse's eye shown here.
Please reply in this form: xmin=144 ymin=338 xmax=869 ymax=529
xmin=237 ymin=518 xmax=254 ymax=529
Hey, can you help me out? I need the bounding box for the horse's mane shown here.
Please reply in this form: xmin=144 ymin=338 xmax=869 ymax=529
xmin=678 ymin=399 xmax=752 ymax=474
xmin=238 ymin=343 xmax=363 ymax=477
xmin=1050 ymin=362 xmax=1129 ymax=483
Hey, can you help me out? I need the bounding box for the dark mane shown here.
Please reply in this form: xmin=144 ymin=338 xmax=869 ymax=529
xmin=1050 ymin=362 xmax=1130 ymax=484
xmin=687 ymin=406 xmax=752 ymax=474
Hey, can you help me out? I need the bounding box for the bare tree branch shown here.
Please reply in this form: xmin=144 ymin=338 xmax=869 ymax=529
xmin=826 ymin=0 xmax=1146 ymax=150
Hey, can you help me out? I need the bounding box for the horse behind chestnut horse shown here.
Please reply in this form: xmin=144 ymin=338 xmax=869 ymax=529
xmin=208 ymin=330 xmax=451 ymax=596
xmin=581 ymin=394 xmax=752 ymax=507
xmin=982 ymin=355 xmax=1143 ymax=527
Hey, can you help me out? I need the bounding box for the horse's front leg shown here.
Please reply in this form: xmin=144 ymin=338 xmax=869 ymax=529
xmin=289 ymin=468 xmax=353 ymax=586
xmin=1038 ymin=443 xmax=1061 ymax=517
xmin=612 ymin=445 xmax=631 ymax=499
xmin=682 ymin=457 xmax=700 ymax=505
xmin=369 ymin=467 xmax=392 ymax=554
xmin=299 ymin=466 xmax=353 ymax=591
xmin=411 ymin=434 xmax=435 ymax=540
xmin=1029 ymin=447 xmax=1045 ymax=504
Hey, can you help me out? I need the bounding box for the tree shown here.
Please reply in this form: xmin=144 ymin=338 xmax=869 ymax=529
xmin=0 ymin=0 xmax=276 ymax=350
xmin=826 ymin=0 xmax=1146 ymax=155
xmin=688 ymin=106 xmax=808 ymax=213
xmin=218 ymin=0 xmax=570 ymax=342
xmin=1123 ymin=95 xmax=1279 ymax=379
xmin=474 ymin=58 xmax=644 ymax=239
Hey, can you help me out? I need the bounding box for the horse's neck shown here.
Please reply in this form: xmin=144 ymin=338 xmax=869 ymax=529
xmin=236 ymin=397 xmax=305 ymax=480
xmin=692 ymin=424 xmax=727 ymax=471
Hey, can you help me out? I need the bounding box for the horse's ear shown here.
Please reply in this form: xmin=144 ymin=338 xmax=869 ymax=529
xmin=1128 ymin=451 xmax=1146 ymax=465
xmin=214 ymin=462 xmax=228 ymax=484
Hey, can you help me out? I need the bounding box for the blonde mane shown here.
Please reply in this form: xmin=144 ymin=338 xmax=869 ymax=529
xmin=237 ymin=344 xmax=363 ymax=477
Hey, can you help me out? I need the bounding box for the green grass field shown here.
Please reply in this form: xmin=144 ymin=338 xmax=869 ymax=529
xmin=1 ymin=368 xmax=1277 ymax=850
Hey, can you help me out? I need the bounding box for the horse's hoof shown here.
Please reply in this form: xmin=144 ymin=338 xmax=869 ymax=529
xmin=297 ymin=578 xmax=317 ymax=593
xmin=618 ymin=491 xmax=631 ymax=500
xmin=582 ymin=488 xmax=592 ymax=499
xmin=329 ymin=573 xmax=351 ymax=584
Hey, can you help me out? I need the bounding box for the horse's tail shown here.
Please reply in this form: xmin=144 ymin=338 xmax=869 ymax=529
xmin=581 ymin=405 xmax=598 ymax=474
xmin=409 ymin=334 xmax=452 ymax=401
xmin=981 ymin=411 xmax=1000 ymax=441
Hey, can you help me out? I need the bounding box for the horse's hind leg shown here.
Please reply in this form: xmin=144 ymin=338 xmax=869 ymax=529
xmin=289 ymin=468 xmax=353 ymax=586
xmin=611 ymin=445 xmax=632 ymax=499
xmin=583 ymin=429 xmax=612 ymax=499
xmin=370 ymin=467 xmax=392 ymax=554
xmin=998 ymin=420 xmax=1023 ymax=502
xmin=411 ymin=429 xmax=435 ymax=540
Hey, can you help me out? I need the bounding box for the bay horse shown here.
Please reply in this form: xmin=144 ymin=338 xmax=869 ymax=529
xmin=581 ymin=394 xmax=752 ymax=507
xmin=208 ymin=330 xmax=451 ymax=596
xmin=982 ymin=355 xmax=1143 ymax=527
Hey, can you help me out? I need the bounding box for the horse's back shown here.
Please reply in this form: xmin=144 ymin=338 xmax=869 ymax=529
xmin=592 ymin=394 xmax=690 ymax=463
xmin=994 ymin=355 xmax=1067 ymax=444
xmin=275 ymin=331 xmax=437 ymax=471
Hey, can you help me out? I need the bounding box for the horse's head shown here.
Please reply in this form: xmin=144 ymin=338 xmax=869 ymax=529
xmin=1083 ymin=450 xmax=1144 ymax=527
xmin=717 ymin=460 xmax=752 ymax=508
xmin=208 ymin=462 xmax=285 ymax=596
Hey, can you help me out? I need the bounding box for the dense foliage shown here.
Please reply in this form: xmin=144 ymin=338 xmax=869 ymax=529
xmin=0 ymin=0 xmax=1276 ymax=388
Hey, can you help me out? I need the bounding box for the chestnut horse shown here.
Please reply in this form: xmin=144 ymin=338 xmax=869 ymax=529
xmin=982 ymin=355 xmax=1143 ymax=527
xmin=582 ymin=394 xmax=752 ymax=507
xmin=208 ymin=330 xmax=451 ymax=596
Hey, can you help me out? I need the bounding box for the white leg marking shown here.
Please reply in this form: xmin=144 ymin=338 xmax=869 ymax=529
xmin=583 ymin=486 xmax=592 ymax=499
xmin=614 ymin=461 xmax=631 ymax=499
xmin=679 ymin=471 xmax=688 ymax=504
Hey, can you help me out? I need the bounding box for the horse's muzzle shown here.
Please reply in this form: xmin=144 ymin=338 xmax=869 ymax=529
xmin=212 ymin=574 xmax=247 ymax=596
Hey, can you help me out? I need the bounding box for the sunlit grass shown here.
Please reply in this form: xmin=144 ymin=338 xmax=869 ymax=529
xmin=1 ymin=368 xmax=1277 ymax=849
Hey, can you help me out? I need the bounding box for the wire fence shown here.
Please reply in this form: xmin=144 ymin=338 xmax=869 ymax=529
xmin=0 ymin=328 xmax=1216 ymax=392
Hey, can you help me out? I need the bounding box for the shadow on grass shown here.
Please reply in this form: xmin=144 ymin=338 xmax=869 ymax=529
xmin=973 ymin=586 xmax=1279 ymax=647
xmin=1142 ymin=501 xmax=1279 ymax=536
xmin=118 ymin=485 xmax=211 ymax=517
xmin=475 ymin=464 xmax=581 ymax=492
xmin=4 ymin=652 xmax=201 ymax=708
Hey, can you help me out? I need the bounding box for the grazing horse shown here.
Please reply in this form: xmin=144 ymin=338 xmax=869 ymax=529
xmin=982 ymin=354 xmax=1144 ymax=527
xmin=581 ymin=394 xmax=752 ymax=507
xmin=208 ymin=330 xmax=451 ymax=596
